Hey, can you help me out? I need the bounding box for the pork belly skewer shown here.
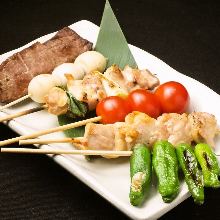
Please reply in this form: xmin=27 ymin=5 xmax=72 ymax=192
xmin=18 ymin=111 xmax=219 ymax=158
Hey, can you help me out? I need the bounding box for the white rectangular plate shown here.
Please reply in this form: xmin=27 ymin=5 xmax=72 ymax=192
xmin=0 ymin=20 xmax=220 ymax=220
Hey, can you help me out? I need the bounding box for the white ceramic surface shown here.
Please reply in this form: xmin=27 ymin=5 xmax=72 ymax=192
xmin=0 ymin=20 xmax=220 ymax=220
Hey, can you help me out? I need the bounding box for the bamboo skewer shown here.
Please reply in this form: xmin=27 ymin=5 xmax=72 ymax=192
xmin=0 ymin=148 xmax=132 ymax=156
xmin=0 ymin=106 xmax=45 ymax=123
xmin=0 ymin=94 xmax=31 ymax=111
xmin=0 ymin=116 xmax=101 ymax=147
xmin=19 ymin=138 xmax=76 ymax=145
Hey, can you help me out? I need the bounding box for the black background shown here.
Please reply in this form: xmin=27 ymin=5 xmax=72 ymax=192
xmin=0 ymin=0 xmax=220 ymax=219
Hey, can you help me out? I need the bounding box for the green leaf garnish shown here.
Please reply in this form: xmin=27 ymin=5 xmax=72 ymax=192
xmin=66 ymin=91 xmax=88 ymax=118
xmin=58 ymin=114 xmax=85 ymax=137
xmin=95 ymin=0 xmax=137 ymax=69
xmin=58 ymin=110 xmax=97 ymax=138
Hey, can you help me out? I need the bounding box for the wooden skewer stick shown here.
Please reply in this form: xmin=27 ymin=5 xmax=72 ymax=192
xmin=0 ymin=106 xmax=45 ymax=123
xmin=0 ymin=94 xmax=31 ymax=111
xmin=0 ymin=116 xmax=101 ymax=147
xmin=19 ymin=137 xmax=86 ymax=146
xmin=19 ymin=137 xmax=76 ymax=145
xmin=0 ymin=148 xmax=132 ymax=156
xmin=20 ymin=137 xmax=87 ymax=151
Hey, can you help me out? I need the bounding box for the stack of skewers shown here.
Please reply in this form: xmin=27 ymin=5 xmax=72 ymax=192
xmin=0 ymin=49 xmax=220 ymax=207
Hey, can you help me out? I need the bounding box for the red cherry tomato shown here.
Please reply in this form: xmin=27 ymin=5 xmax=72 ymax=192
xmin=155 ymin=81 xmax=189 ymax=114
xmin=127 ymin=89 xmax=161 ymax=118
xmin=96 ymin=96 xmax=131 ymax=124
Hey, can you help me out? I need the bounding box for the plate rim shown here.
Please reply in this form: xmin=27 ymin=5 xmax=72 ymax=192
xmin=1 ymin=19 xmax=220 ymax=220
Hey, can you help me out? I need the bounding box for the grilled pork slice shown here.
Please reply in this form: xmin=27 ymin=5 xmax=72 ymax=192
xmin=0 ymin=27 xmax=92 ymax=103
xmin=80 ymin=112 xmax=218 ymax=155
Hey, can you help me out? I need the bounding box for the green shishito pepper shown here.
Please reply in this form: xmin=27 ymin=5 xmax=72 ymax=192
xmin=195 ymin=143 xmax=220 ymax=188
xmin=176 ymin=144 xmax=204 ymax=204
xmin=152 ymin=141 xmax=179 ymax=203
xmin=129 ymin=144 xmax=151 ymax=206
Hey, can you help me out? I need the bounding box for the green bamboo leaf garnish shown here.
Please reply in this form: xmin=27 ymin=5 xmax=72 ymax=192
xmin=95 ymin=0 xmax=137 ymax=69
xmin=58 ymin=110 xmax=96 ymax=138
xmin=58 ymin=114 xmax=85 ymax=138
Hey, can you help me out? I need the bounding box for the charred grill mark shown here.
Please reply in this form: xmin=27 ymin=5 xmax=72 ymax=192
xmin=82 ymin=92 xmax=88 ymax=101
xmin=203 ymin=152 xmax=212 ymax=170
xmin=108 ymin=81 xmax=116 ymax=88
xmin=132 ymin=81 xmax=138 ymax=86
xmin=183 ymin=150 xmax=202 ymax=186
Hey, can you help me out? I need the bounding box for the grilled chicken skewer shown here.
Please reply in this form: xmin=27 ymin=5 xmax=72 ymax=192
xmin=19 ymin=111 xmax=219 ymax=158
xmin=0 ymin=65 xmax=159 ymax=122
xmin=46 ymin=65 xmax=159 ymax=114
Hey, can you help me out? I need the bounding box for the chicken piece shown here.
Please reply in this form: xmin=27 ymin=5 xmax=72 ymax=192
xmin=66 ymin=74 xmax=85 ymax=101
xmin=157 ymin=113 xmax=192 ymax=146
xmin=113 ymin=122 xmax=128 ymax=151
xmin=104 ymin=65 xmax=127 ymax=91
xmin=92 ymin=71 xmax=127 ymax=97
xmin=189 ymin=112 xmax=218 ymax=147
xmin=44 ymin=87 xmax=68 ymax=115
xmin=67 ymin=72 xmax=106 ymax=110
xmin=120 ymin=65 xmax=137 ymax=91
xmin=81 ymin=73 xmax=106 ymax=110
xmin=103 ymin=122 xmax=130 ymax=159
xmin=105 ymin=65 xmax=160 ymax=92
xmin=125 ymin=111 xmax=160 ymax=146
xmin=83 ymin=123 xmax=115 ymax=151
xmin=83 ymin=122 xmax=137 ymax=159
xmin=122 ymin=66 xmax=159 ymax=91
xmin=114 ymin=122 xmax=138 ymax=151
xmin=135 ymin=68 xmax=160 ymax=90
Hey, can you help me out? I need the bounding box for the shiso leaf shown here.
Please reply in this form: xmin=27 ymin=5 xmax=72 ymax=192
xmin=66 ymin=91 xmax=88 ymax=118
xmin=95 ymin=0 xmax=137 ymax=69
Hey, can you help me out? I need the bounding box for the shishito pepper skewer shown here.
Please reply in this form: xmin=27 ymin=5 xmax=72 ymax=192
xmin=129 ymin=144 xmax=151 ymax=206
xmin=176 ymin=144 xmax=204 ymax=204
xmin=195 ymin=143 xmax=220 ymax=188
xmin=152 ymin=140 xmax=180 ymax=203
